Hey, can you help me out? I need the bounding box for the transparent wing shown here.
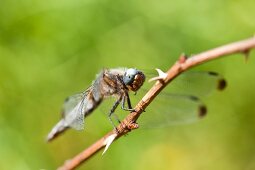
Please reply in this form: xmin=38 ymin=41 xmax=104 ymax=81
xmin=143 ymin=71 xmax=227 ymax=97
xmin=168 ymin=71 xmax=226 ymax=97
xmin=62 ymin=91 xmax=88 ymax=130
xmin=63 ymin=93 xmax=84 ymax=114
xmin=137 ymin=93 xmax=206 ymax=128
xmin=131 ymin=71 xmax=226 ymax=128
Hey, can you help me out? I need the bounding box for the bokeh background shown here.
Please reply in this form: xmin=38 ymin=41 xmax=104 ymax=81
xmin=1 ymin=0 xmax=255 ymax=170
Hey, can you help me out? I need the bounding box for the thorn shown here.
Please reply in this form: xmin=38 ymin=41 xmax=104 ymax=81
xmin=148 ymin=68 xmax=167 ymax=82
xmin=102 ymin=134 xmax=117 ymax=155
xmin=178 ymin=53 xmax=188 ymax=63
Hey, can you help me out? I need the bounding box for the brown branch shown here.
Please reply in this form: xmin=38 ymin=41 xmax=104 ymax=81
xmin=58 ymin=37 xmax=255 ymax=170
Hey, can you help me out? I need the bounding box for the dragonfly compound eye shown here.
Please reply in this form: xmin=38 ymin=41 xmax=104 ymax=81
xmin=123 ymin=68 xmax=145 ymax=92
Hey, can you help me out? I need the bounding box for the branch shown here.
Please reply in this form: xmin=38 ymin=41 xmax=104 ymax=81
xmin=58 ymin=37 xmax=255 ymax=170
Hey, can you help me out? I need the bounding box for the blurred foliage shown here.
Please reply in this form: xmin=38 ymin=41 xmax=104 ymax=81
xmin=0 ymin=0 xmax=255 ymax=170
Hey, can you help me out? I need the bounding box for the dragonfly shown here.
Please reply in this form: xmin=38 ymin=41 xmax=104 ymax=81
xmin=47 ymin=68 xmax=145 ymax=141
xmin=47 ymin=67 xmax=226 ymax=141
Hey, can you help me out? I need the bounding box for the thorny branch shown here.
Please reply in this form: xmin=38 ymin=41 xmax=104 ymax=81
xmin=58 ymin=37 xmax=255 ymax=170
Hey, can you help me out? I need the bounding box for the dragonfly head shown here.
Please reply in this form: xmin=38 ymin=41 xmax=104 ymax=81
xmin=123 ymin=68 xmax=145 ymax=92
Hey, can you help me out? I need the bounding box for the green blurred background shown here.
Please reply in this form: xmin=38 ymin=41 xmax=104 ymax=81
xmin=1 ymin=0 xmax=255 ymax=169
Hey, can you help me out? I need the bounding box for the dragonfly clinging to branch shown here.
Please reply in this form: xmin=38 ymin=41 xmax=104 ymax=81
xmin=47 ymin=67 xmax=226 ymax=141
xmin=47 ymin=68 xmax=145 ymax=141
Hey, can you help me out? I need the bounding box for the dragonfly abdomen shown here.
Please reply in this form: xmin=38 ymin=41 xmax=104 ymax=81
xmin=83 ymin=89 xmax=103 ymax=117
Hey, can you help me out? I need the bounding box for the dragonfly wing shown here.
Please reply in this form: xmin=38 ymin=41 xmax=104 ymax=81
xmin=62 ymin=91 xmax=88 ymax=130
xmin=131 ymin=70 xmax=226 ymax=128
xmin=144 ymin=70 xmax=226 ymax=97
xmin=169 ymin=71 xmax=226 ymax=97
xmin=137 ymin=93 xmax=207 ymax=128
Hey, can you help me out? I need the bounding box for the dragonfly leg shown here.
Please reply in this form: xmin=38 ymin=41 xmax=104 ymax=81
xmin=126 ymin=94 xmax=132 ymax=109
xmin=108 ymin=97 xmax=122 ymax=128
xmin=121 ymin=94 xmax=135 ymax=112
